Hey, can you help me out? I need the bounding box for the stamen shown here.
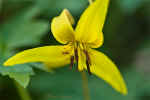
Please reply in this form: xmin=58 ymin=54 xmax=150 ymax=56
xmin=86 ymin=59 xmax=91 ymax=75
xmin=84 ymin=50 xmax=92 ymax=75
xmin=74 ymin=48 xmax=79 ymax=67
xmin=70 ymin=56 xmax=74 ymax=69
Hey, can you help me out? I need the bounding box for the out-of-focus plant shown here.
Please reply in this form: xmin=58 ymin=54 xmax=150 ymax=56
xmin=0 ymin=5 xmax=49 ymax=87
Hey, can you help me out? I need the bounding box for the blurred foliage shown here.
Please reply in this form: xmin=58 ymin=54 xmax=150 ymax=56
xmin=0 ymin=0 xmax=150 ymax=100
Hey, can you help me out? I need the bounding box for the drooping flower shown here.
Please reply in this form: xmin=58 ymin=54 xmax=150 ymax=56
xmin=3 ymin=0 xmax=127 ymax=95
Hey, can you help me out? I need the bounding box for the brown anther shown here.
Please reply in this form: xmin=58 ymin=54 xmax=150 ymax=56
xmin=74 ymin=48 xmax=79 ymax=67
xmin=86 ymin=59 xmax=92 ymax=75
xmin=84 ymin=50 xmax=92 ymax=75
xmin=70 ymin=56 xmax=74 ymax=69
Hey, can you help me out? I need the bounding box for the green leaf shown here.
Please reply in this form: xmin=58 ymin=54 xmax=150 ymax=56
xmin=4 ymin=72 xmax=30 ymax=88
xmin=0 ymin=5 xmax=48 ymax=88
xmin=0 ymin=64 xmax=34 ymax=88
xmin=30 ymin=62 xmax=55 ymax=73
xmin=0 ymin=6 xmax=49 ymax=48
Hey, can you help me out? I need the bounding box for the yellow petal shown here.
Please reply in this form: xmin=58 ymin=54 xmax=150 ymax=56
xmin=88 ymin=49 xmax=127 ymax=95
xmin=88 ymin=32 xmax=104 ymax=48
xmin=4 ymin=45 xmax=73 ymax=67
xmin=44 ymin=60 xmax=69 ymax=69
xmin=51 ymin=9 xmax=75 ymax=44
xmin=75 ymin=0 xmax=109 ymax=48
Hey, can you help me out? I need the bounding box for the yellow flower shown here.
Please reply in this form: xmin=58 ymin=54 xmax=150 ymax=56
xmin=3 ymin=0 xmax=127 ymax=95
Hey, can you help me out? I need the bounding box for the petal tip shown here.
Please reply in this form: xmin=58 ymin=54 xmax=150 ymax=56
xmin=118 ymin=82 xmax=128 ymax=95
xmin=3 ymin=58 xmax=15 ymax=67
xmin=51 ymin=8 xmax=75 ymax=44
xmin=62 ymin=8 xmax=75 ymax=25
xmin=3 ymin=61 xmax=11 ymax=66
xmin=121 ymin=87 xmax=128 ymax=96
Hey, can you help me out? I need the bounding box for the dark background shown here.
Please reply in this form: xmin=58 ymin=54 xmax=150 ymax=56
xmin=0 ymin=0 xmax=150 ymax=100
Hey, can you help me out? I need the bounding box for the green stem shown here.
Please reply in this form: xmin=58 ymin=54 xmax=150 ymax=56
xmin=14 ymin=81 xmax=32 ymax=100
xmin=81 ymin=71 xmax=90 ymax=100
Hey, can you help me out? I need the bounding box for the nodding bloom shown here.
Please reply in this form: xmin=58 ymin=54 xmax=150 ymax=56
xmin=4 ymin=0 xmax=127 ymax=95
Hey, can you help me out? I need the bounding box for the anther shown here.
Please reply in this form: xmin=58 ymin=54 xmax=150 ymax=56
xmin=74 ymin=48 xmax=79 ymax=67
xmin=86 ymin=59 xmax=91 ymax=75
xmin=70 ymin=56 xmax=74 ymax=69
xmin=84 ymin=50 xmax=92 ymax=75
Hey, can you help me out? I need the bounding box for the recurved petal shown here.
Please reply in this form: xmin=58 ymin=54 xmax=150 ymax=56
xmin=4 ymin=45 xmax=73 ymax=67
xmin=51 ymin=9 xmax=75 ymax=44
xmin=75 ymin=0 xmax=109 ymax=48
xmin=88 ymin=49 xmax=127 ymax=95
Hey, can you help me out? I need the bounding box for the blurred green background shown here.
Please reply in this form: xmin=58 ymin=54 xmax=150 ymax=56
xmin=0 ymin=0 xmax=150 ymax=100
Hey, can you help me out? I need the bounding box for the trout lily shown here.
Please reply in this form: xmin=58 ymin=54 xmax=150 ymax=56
xmin=4 ymin=0 xmax=127 ymax=95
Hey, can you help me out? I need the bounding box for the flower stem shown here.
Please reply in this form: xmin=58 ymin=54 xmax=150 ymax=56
xmin=88 ymin=0 xmax=93 ymax=4
xmin=14 ymin=81 xmax=32 ymax=100
xmin=81 ymin=71 xmax=90 ymax=100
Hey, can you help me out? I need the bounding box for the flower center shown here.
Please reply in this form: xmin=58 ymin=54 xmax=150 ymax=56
xmin=70 ymin=42 xmax=92 ymax=75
